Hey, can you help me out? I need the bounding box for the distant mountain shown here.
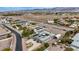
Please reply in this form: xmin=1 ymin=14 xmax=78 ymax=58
xmin=34 ymin=7 xmax=79 ymax=12
xmin=1 ymin=7 xmax=79 ymax=13
xmin=49 ymin=7 xmax=79 ymax=12
xmin=0 ymin=7 xmax=49 ymax=12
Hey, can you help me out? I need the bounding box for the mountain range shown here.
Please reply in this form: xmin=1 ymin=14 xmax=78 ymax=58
xmin=0 ymin=7 xmax=79 ymax=12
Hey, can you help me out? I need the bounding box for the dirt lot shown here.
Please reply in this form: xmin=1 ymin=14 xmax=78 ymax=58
xmin=3 ymin=12 xmax=79 ymax=24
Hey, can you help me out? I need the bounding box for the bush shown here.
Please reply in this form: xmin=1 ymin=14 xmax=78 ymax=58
xmin=3 ymin=14 xmax=22 ymax=16
xmin=61 ymin=39 xmax=73 ymax=44
xmin=2 ymin=48 xmax=12 ymax=51
xmin=64 ymin=48 xmax=74 ymax=51
xmin=31 ymin=22 xmax=36 ymax=25
xmin=35 ymin=47 xmax=46 ymax=51
xmin=35 ymin=43 xmax=49 ymax=51
xmin=7 ymin=34 xmax=11 ymax=38
xmin=12 ymin=26 xmax=16 ymax=28
xmin=53 ymin=18 xmax=59 ymax=23
xmin=52 ymin=43 xmax=56 ymax=46
xmin=16 ymin=24 xmax=21 ymax=27
xmin=44 ymin=43 xmax=49 ymax=48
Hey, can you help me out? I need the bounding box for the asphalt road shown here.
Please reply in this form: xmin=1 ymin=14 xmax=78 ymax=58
xmin=3 ymin=24 xmax=22 ymax=51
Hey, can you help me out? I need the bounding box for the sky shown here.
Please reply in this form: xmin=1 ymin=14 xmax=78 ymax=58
xmin=0 ymin=0 xmax=79 ymax=12
xmin=0 ymin=0 xmax=79 ymax=7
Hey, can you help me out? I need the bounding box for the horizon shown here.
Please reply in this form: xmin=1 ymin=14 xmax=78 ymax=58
xmin=0 ymin=7 xmax=53 ymax=12
xmin=0 ymin=7 xmax=79 ymax=12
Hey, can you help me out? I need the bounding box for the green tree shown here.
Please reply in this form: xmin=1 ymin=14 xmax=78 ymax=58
xmin=54 ymin=18 xmax=59 ymax=23
xmin=44 ymin=43 xmax=49 ymax=48
xmin=22 ymin=28 xmax=34 ymax=37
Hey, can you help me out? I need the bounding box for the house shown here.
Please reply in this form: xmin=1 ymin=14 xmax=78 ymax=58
xmin=47 ymin=20 xmax=54 ymax=24
xmin=55 ymin=34 xmax=61 ymax=39
xmin=70 ymin=23 xmax=79 ymax=28
xmin=33 ymin=31 xmax=55 ymax=42
xmin=34 ymin=26 xmax=45 ymax=34
xmin=0 ymin=19 xmax=9 ymax=24
xmin=70 ymin=33 xmax=79 ymax=50
xmin=15 ymin=20 xmax=30 ymax=26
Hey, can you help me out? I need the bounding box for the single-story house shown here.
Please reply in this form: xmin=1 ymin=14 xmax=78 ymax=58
xmin=70 ymin=33 xmax=79 ymax=50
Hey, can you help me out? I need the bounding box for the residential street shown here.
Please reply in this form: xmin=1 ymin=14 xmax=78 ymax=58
xmin=3 ymin=24 xmax=22 ymax=51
